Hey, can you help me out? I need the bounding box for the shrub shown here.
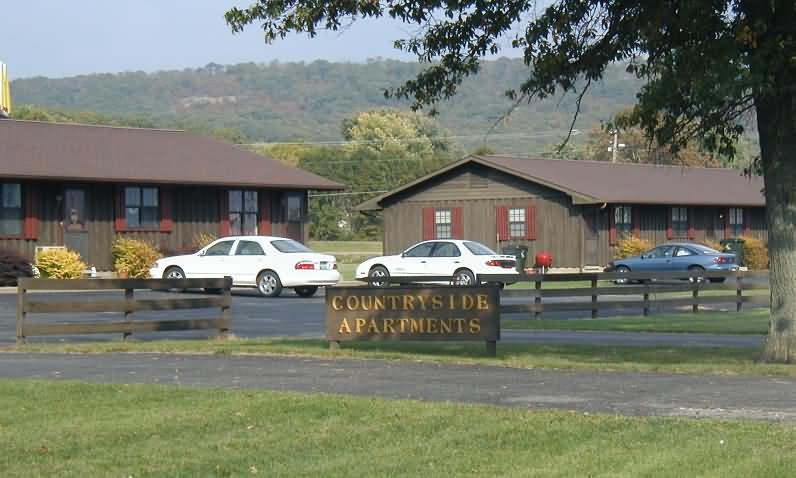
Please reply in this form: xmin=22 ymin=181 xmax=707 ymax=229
xmin=36 ymin=248 xmax=86 ymax=279
xmin=0 ymin=249 xmax=34 ymax=286
xmin=191 ymin=232 xmax=217 ymax=249
xmin=613 ymin=235 xmax=653 ymax=259
xmin=702 ymin=240 xmax=724 ymax=252
xmin=740 ymin=236 xmax=769 ymax=270
xmin=112 ymin=238 xmax=162 ymax=278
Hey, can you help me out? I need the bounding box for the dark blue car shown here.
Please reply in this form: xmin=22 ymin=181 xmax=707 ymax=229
xmin=605 ymin=242 xmax=738 ymax=284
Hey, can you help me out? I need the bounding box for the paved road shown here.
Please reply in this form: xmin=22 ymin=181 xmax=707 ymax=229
xmin=0 ymin=287 xmax=764 ymax=347
xmin=1 ymin=352 xmax=793 ymax=422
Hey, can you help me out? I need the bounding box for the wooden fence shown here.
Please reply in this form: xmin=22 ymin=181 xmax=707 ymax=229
xmin=16 ymin=277 xmax=232 ymax=343
xmin=363 ymin=270 xmax=770 ymax=319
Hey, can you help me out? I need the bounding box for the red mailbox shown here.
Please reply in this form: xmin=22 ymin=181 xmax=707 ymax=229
xmin=534 ymin=251 xmax=553 ymax=268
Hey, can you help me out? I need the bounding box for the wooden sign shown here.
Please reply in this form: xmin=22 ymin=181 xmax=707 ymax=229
xmin=326 ymin=285 xmax=500 ymax=355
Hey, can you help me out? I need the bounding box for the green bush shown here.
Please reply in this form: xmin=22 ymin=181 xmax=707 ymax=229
xmin=740 ymin=236 xmax=769 ymax=270
xmin=613 ymin=235 xmax=653 ymax=259
xmin=112 ymin=238 xmax=162 ymax=278
xmin=36 ymin=249 xmax=86 ymax=279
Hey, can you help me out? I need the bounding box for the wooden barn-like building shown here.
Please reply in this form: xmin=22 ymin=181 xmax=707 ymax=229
xmin=0 ymin=119 xmax=342 ymax=270
xmin=356 ymin=155 xmax=767 ymax=269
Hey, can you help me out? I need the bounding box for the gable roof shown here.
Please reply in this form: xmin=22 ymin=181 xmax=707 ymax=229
xmin=0 ymin=119 xmax=342 ymax=190
xmin=357 ymin=155 xmax=765 ymax=210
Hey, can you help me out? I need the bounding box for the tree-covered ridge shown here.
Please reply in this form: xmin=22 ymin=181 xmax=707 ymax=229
xmin=10 ymin=58 xmax=644 ymax=153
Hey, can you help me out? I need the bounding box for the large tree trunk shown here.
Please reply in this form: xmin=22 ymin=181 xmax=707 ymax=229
xmin=756 ymin=90 xmax=796 ymax=363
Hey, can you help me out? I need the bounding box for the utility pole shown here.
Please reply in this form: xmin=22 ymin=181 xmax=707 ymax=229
xmin=611 ymin=130 xmax=619 ymax=163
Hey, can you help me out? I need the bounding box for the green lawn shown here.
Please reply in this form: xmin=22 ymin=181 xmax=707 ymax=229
xmin=503 ymin=309 xmax=769 ymax=335
xmin=1 ymin=380 xmax=794 ymax=477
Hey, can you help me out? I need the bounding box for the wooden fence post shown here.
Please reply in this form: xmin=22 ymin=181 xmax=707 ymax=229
xmin=219 ymin=276 xmax=232 ymax=338
xmin=692 ymin=281 xmax=700 ymax=313
xmin=485 ymin=340 xmax=497 ymax=357
xmin=590 ymin=276 xmax=598 ymax=319
xmin=16 ymin=280 xmax=26 ymax=344
xmin=122 ymin=287 xmax=134 ymax=340
xmin=643 ymin=282 xmax=650 ymax=317
xmin=736 ymin=273 xmax=743 ymax=312
xmin=534 ymin=279 xmax=542 ymax=319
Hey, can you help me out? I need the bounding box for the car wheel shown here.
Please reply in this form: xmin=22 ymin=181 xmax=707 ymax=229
xmin=162 ymin=266 xmax=186 ymax=293
xmin=614 ymin=266 xmax=631 ymax=285
xmin=452 ymin=269 xmax=476 ymax=286
xmin=294 ymin=286 xmax=318 ymax=298
xmin=688 ymin=266 xmax=705 ymax=284
xmin=368 ymin=266 xmax=390 ymax=287
xmin=257 ymin=270 xmax=283 ymax=297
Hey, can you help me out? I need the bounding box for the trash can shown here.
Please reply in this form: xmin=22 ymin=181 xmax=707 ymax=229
xmin=719 ymin=238 xmax=746 ymax=266
xmin=501 ymin=245 xmax=529 ymax=272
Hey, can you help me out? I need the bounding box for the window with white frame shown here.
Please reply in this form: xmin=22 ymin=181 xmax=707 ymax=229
xmin=671 ymin=207 xmax=688 ymax=237
xmin=728 ymin=207 xmax=744 ymax=237
xmin=435 ymin=209 xmax=452 ymax=239
xmin=125 ymin=186 xmax=159 ymax=229
xmin=614 ymin=205 xmax=632 ymax=238
xmin=229 ymin=190 xmax=258 ymax=235
xmin=0 ymin=183 xmax=22 ymax=236
xmin=509 ymin=208 xmax=526 ymax=238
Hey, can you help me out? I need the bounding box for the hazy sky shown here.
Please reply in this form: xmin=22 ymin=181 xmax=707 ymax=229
xmin=1 ymin=0 xmax=426 ymax=79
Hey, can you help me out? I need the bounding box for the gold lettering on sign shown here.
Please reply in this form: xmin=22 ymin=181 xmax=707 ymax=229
xmin=477 ymin=294 xmax=489 ymax=310
xmin=387 ymin=296 xmax=400 ymax=309
xmin=432 ymin=295 xmax=443 ymax=310
xmin=410 ymin=319 xmax=422 ymax=333
xmin=332 ymin=296 xmax=344 ymax=311
xmin=373 ymin=296 xmax=385 ymax=311
xmin=440 ymin=319 xmax=452 ymax=334
xmin=403 ymin=295 xmax=416 ymax=310
xmin=367 ymin=319 xmax=379 ymax=333
xmin=462 ymin=295 xmax=475 ymax=310
xmin=469 ymin=319 xmax=481 ymax=334
xmin=355 ymin=318 xmax=366 ymax=333
xmin=384 ymin=319 xmax=395 ymax=334
xmin=338 ymin=318 xmax=351 ymax=334
xmin=427 ymin=319 xmax=438 ymax=333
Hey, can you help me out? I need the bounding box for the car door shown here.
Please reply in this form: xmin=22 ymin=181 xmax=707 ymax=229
xmin=670 ymin=246 xmax=698 ymax=272
xmin=636 ymin=245 xmax=676 ymax=273
xmin=424 ymin=241 xmax=463 ymax=277
xmin=397 ymin=242 xmax=436 ymax=277
xmin=225 ymin=239 xmax=268 ymax=285
xmin=189 ymin=239 xmax=235 ymax=278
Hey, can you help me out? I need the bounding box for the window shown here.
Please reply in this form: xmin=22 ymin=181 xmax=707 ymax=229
xmin=205 ymin=240 xmax=234 ymax=256
xmin=435 ymin=209 xmax=452 ymax=239
xmin=647 ymin=245 xmax=675 ymax=258
xmin=431 ymin=242 xmax=461 ymax=258
xmin=235 ymin=240 xmax=265 ymax=256
xmin=614 ymin=205 xmax=632 ymax=238
xmin=229 ymin=190 xmax=258 ymax=235
xmin=0 ymin=183 xmax=22 ymax=236
xmin=125 ymin=186 xmax=159 ymax=229
xmin=404 ymin=242 xmax=435 ymax=258
xmin=674 ymin=247 xmax=695 ymax=257
xmin=508 ymin=208 xmax=526 ymax=238
xmin=728 ymin=207 xmax=744 ymax=237
xmin=271 ymin=239 xmax=312 ymax=253
xmin=671 ymin=207 xmax=688 ymax=237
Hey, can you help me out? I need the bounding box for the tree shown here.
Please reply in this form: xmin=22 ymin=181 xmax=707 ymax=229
xmin=227 ymin=1 xmax=795 ymax=362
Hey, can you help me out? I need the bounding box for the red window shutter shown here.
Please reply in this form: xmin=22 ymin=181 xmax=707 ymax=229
xmin=724 ymin=208 xmax=731 ymax=238
xmin=632 ymin=207 xmax=640 ymax=238
xmin=666 ymin=208 xmax=674 ymax=240
xmin=609 ymin=206 xmax=617 ymax=245
xmin=159 ymin=188 xmax=173 ymax=233
xmin=743 ymin=208 xmax=752 ymax=236
xmin=451 ymin=207 xmax=463 ymax=239
xmin=219 ymin=190 xmax=230 ymax=236
xmin=23 ymin=184 xmax=38 ymax=240
xmin=258 ymin=191 xmax=272 ymax=235
xmin=115 ymin=187 xmax=127 ymax=232
xmin=525 ymin=205 xmax=536 ymax=240
xmin=422 ymin=207 xmax=435 ymax=240
xmin=496 ymin=206 xmax=509 ymax=241
xmin=687 ymin=208 xmax=696 ymax=239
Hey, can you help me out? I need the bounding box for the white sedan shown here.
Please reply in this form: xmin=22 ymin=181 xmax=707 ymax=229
xmin=355 ymin=239 xmax=519 ymax=286
xmin=149 ymin=235 xmax=340 ymax=297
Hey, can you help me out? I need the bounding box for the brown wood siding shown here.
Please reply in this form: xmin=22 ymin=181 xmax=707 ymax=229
xmin=1 ymin=181 xmax=313 ymax=271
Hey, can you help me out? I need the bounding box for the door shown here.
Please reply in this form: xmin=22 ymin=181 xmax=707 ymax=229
xmin=398 ymin=242 xmax=436 ymax=276
xmin=226 ymin=239 xmax=268 ymax=285
xmin=63 ymin=188 xmax=89 ymax=262
xmin=583 ymin=208 xmax=600 ymax=266
xmin=187 ymin=239 xmax=236 ymax=278
xmin=424 ymin=241 xmax=464 ymax=277
xmin=636 ymin=245 xmax=677 ymax=272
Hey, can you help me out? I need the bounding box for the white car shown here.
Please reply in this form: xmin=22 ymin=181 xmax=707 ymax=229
xmin=355 ymin=239 xmax=519 ymax=286
xmin=149 ymin=235 xmax=340 ymax=297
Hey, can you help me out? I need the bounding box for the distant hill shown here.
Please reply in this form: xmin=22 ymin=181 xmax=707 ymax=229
xmin=11 ymin=58 xmax=643 ymax=153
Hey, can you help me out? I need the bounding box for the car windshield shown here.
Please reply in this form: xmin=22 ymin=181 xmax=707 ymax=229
xmin=271 ymin=239 xmax=313 ymax=253
xmin=462 ymin=241 xmax=497 ymax=255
